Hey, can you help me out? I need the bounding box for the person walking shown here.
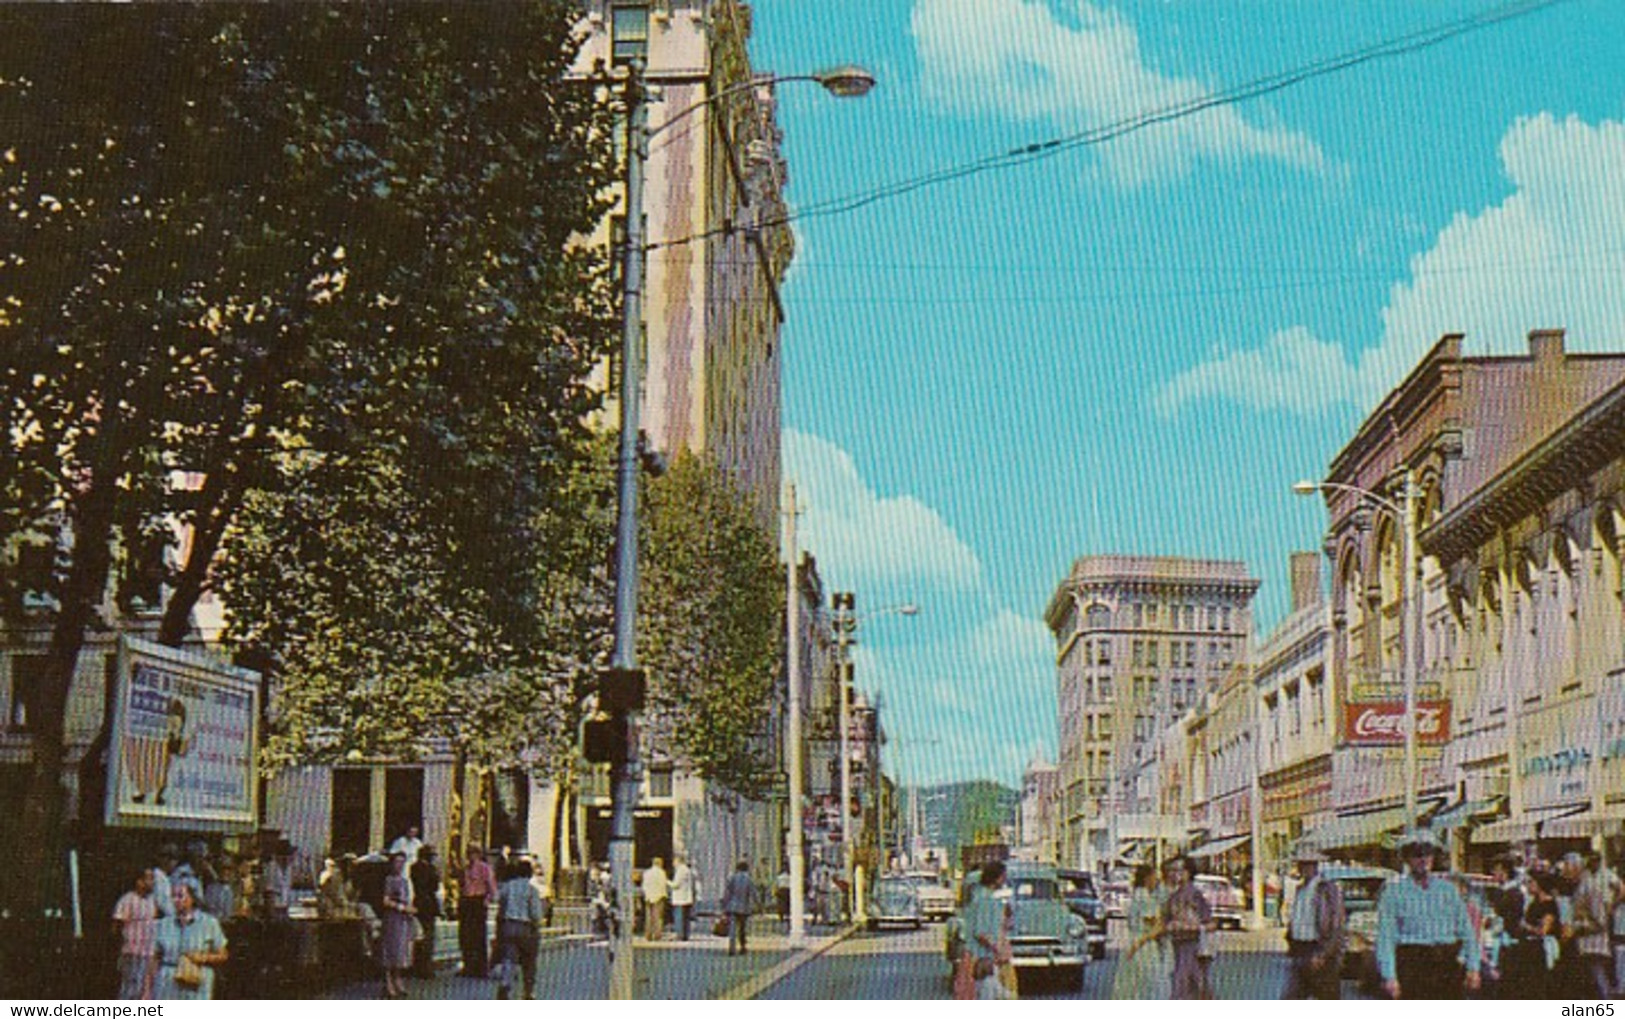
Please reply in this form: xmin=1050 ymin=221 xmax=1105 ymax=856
xmin=1162 ymin=856 xmax=1214 ymax=1000
xmin=670 ymin=855 xmax=696 ymax=941
xmin=721 ymin=860 xmax=756 ymax=956
xmin=1564 ymin=852 xmax=1613 ymax=998
xmin=1281 ymin=841 xmax=1345 ymax=999
xmin=641 ymin=857 xmax=669 ymax=941
xmin=112 ymin=867 xmax=159 ymax=1000
xmin=389 ymin=825 xmax=424 ymax=863
xmin=1110 ymin=863 xmax=1170 ymax=1000
xmin=153 ymin=881 xmax=228 ymax=1001
xmin=378 ymin=851 xmax=417 ymax=1000
xmin=961 ymin=860 xmax=1014 ymax=1000
xmin=410 ymin=846 xmax=442 ymax=978
xmin=493 ymin=859 xmax=544 ymax=1000
xmin=456 ymin=845 xmax=498 ymax=976
xmin=1376 ymin=829 xmax=1480 ymax=999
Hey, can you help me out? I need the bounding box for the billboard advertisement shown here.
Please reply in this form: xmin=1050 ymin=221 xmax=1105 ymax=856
xmin=1342 ymin=699 xmax=1451 ymax=746
xmin=105 ymin=637 xmax=260 ymax=832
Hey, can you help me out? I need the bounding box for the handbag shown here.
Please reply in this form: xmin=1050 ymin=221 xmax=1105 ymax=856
xmin=713 ymin=916 xmax=730 ymax=938
xmin=174 ymin=956 xmax=205 ymax=989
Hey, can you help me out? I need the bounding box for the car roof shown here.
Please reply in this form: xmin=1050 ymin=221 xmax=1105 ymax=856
xmin=1322 ymin=864 xmax=1398 ymax=880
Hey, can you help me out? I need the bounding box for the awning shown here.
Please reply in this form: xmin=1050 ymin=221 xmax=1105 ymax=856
xmin=1302 ymin=804 xmax=1413 ymax=851
xmin=1428 ymin=797 xmax=1503 ymax=832
xmin=1187 ymin=834 xmax=1250 ymax=859
xmin=1472 ymin=804 xmax=1589 ymax=844
xmin=1540 ymin=806 xmax=1625 ymax=841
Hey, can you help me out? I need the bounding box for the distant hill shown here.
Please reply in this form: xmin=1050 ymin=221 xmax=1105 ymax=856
xmin=912 ymin=779 xmax=1019 ymax=869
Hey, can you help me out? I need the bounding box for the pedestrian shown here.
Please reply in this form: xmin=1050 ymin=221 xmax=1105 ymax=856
xmin=203 ymin=854 xmax=237 ymax=920
xmin=388 ymin=825 xmax=424 ymax=863
xmin=1564 ymin=852 xmax=1613 ymax=998
xmin=641 ymin=857 xmax=669 ymax=941
xmin=410 ymin=846 xmax=442 ymax=978
xmin=670 ymin=854 xmax=696 ymax=941
xmin=775 ymin=866 xmax=791 ymax=927
xmin=456 ymin=845 xmax=497 ymax=976
xmin=152 ymin=844 xmax=179 ymax=920
xmin=1110 ymin=863 xmax=1170 ymax=1000
xmin=378 ymin=850 xmax=416 ymax=1000
xmin=1281 ymin=841 xmax=1345 ymax=999
xmin=961 ymin=860 xmax=1014 ymax=1000
xmin=113 ymin=867 xmax=159 ymax=1000
xmin=1161 ymin=856 xmax=1213 ymax=999
xmin=1500 ymin=870 xmax=1560 ymax=998
xmin=493 ymin=858 xmax=544 ymax=1000
xmin=1375 ymin=829 xmax=1480 ymax=999
xmin=153 ymin=880 xmax=228 ymax=1000
xmin=721 ymin=860 xmax=756 ymax=956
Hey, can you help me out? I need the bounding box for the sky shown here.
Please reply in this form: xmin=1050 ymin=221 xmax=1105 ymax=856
xmin=739 ymin=0 xmax=1625 ymax=788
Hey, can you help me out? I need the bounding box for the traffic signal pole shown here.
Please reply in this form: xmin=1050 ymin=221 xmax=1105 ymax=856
xmin=606 ymin=60 xmax=648 ymax=1002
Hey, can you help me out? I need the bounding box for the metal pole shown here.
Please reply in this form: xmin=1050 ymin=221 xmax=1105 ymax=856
xmin=607 ymin=59 xmax=647 ymax=1002
xmin=1402 ymin=470 xmax=1419 ymax=831
xmin=838 ymin=605 xmax=853 ymax=919
xmin=785 ymin=484 xmax=806 ymax=946
xmin=1248 ymin=660 xmax=1264 ymax=929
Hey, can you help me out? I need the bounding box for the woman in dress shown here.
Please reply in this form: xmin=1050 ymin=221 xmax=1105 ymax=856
xmin=378 ymin=850 xmax=417 ymax=999
xmin=153 ymin=881 xmax=229 ymax=1000
xmin=1111 ymin=863 xmax=1172 ymax=999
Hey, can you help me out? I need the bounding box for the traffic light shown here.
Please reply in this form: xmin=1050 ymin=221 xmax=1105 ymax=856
xmin=583 ymin=714 xmax=630 ymax=764
xmin=597 ymin=667 xmax=646 ymax=714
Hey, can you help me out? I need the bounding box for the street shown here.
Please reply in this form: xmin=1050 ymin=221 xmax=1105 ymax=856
xmin=762 ymin=921 xmax=1380 ymax=1001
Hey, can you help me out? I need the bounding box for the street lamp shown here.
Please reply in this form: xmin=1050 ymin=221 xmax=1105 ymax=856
xmin=603 ymin=59 xmax=874 ymax=998
xmin=831 ymin=595 xmax=917 ymax=924
xmin=1293 ymin=471 xmax=1424 ymax=830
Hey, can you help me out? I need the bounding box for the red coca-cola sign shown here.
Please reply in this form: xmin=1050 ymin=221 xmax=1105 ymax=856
xmin=1342 ymin=700 xmax=1451 ymax=745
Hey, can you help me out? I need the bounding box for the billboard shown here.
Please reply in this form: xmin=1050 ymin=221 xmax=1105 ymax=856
xmin=105 ymin=637 xmax=260 ymax=832
xmin=1341 ymin=699 xmax=1451 ymax=746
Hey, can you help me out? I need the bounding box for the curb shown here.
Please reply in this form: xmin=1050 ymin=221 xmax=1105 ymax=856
xmin=716 ymin=924 xmax=858 ymax=1001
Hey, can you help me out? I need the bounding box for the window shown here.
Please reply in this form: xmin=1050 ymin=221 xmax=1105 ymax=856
xmin=1147 ymin=641 xmax=1158 ymax=668
xmin=610 ymin=3 xmax=650 ymax=64
xmin=7 ymin=656 xmax=45 ymax=732
xmin=1207 ymin=606 xmax=1218 ymax=631
xmin=1131 ymin=641 xmax=1144 ymax=667
xmin=648 ymin=766 xmax=674 ymax=798
xmin=1099 ymin=677 xmax=1113 ymax=703
xmin=1098 ymin=714 xmax=1112 ymax=739
xmin=1184 ymin=605 xmax=1195 ymax=629
xmin=1098 ymin=640 xmax=1112 ymax=666
xmin=17 ymin=542 xmax=54 ymax=608
xmin=119 ymin=527 xmax=167 ymax=612
xmin=1133 ymin=603 xmax=1144 ymax=628
xmin=1146 ymin=602 xmax=1158 ymax=625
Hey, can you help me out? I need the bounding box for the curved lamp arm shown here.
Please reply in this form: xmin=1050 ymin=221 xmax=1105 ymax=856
xmin=647 ymin=65 xmax=875 ymax=141
xmin=1291 ymin=479 xmax=1407 ymax=520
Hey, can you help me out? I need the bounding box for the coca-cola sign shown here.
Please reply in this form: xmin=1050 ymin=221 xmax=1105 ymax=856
xmin=1342 ymin=700 xmax=1451 ymax=745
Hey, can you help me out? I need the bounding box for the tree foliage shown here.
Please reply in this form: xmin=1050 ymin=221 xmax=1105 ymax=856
xmin=0 ymin=1 xmax=618 ymax=914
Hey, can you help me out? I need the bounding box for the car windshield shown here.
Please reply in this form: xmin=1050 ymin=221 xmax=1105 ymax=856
xmin=1010 ymin=878 xmax=1059 ymax=901
xmin=1334 ymin=877 xmax=1388 ymax=911
xmin=877 ymin=879 xmax=913 ymax=895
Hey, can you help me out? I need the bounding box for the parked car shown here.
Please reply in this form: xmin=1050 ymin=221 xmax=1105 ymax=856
xmin=1319 ymin=863 xmax=1397 ymax=991
xmin=1194 ymin=874 xmax=1246 ymax=929
xmin=908 ymin=871 xmax=956 ymax=922
xmin=868 ymin=876 xmax=924 ymax=930
xmin=945 ymin=864 xmax=1090 ymax=993
xmin=1057 ymin=869 xmax=1109 ymax=959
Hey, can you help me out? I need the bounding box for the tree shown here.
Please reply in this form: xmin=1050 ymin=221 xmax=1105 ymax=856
xmin=0 ymin=1 xmax=618 ymax=921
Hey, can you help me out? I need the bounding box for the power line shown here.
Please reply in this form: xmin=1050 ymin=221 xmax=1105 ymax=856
xmin=646 ymin=0 xmax=1572 ymax=254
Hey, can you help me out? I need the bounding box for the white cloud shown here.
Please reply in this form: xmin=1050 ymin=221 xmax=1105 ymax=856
xmin=785 ymin=429 xmax=982 ymax=590
xmin=1152 ymin=326 xmax=1363 ymax=416
xmin=910 ymin=0 xmax=1325 ymax=185
xmin=1155 ymin=112 xmax=1625 ymax=416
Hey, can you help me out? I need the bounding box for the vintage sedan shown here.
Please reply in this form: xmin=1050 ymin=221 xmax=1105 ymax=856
xmin=908 ymin=872 xmax=956 ymax=922
xmin=946 ymin=864 xmax=1090 ymax=993
xmin=1057 ymin=869 xmax=1110 ymax=959
xmin=868 ymin=876 xmax=924 ymax=930
xmin=1320 ymin=863 xmax=1397 ymax=991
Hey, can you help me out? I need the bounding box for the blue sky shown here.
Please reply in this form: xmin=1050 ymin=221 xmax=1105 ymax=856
xmin=744 ymin=0 xmax=1625 ymax=787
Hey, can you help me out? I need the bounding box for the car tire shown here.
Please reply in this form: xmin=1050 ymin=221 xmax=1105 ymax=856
xmin=1065 ymin=966 xmax=1086 ymax=993
xmin=1091 ymin=941 xmax=1106 ymax=960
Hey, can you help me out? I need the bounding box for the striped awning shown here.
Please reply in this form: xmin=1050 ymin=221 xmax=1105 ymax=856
xmin=1187 ymin=834 xmax=1250 ymax=859
xmin=1472 ymin=804 xmax=1589 ymax=844
xmin=1302 ymin=804 xmax=1413 ymax=851
xmin=1539 ymin=806 xmax=1625 ymax=841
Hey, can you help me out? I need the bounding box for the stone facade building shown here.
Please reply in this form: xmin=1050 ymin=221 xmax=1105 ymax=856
xmin=1046 ymin=556 xmax=1259 ymax=870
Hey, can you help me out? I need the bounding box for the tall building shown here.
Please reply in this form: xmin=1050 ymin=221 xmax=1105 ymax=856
xmin=1016 ymin=759 xmax=1061 ymax=863
xmin=1046 ymin=556 xmax=1259 ymax=870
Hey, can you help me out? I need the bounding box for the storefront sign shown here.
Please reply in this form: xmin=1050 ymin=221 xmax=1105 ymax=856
xmin=1520 ymin=697 xmax=1597 ymax=812
xmin=1261 ymin=763 xmax=1332 ymax=824
xmin=1332 ymin=746 xmax=1448 ymax=812
xmin=105 ymin=637 xmax=259 ymax=832
xmin=1600 ymin=681 xmax=1625 ymax=803
xmin=1342 ymin=700 xmax=1451 ymax=746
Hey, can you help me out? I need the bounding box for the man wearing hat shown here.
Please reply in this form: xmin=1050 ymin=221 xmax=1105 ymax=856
xmin=1376 ymin=829 xmax=1480 ymax=998
xmin=1282 ymin=841 xmax=1345 ymax=999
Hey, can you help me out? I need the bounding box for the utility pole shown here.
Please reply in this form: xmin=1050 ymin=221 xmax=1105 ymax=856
xmin=833 ymin=591 xmax=855 ymax=919
xmin=785 ymin=483 xmax=806 ymax=946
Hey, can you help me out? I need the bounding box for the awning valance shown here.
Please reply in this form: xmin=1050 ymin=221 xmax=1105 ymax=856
xmin=1472 ymin=804 xmax=1589 ymax=844
xmin=1428 ymin=797 xmax=1503 ymax=832
xmin=1187 ymin=834 xmax=1250 ymax=859
xmin=1540 ymin=806 xmax=1625 ymax=841
xmin=1303 ymin=804 xmax=1413 ymax=851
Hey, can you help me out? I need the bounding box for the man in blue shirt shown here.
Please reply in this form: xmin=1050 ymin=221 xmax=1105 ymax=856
xmin=1376 ymin=829 xmax=1480 ymax=999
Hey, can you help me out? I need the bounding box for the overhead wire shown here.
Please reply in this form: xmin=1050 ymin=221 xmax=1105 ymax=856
xmin=645 ymin=0 xmax=1573 ymax=255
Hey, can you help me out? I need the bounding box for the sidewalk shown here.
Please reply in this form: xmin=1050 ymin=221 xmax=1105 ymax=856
xmin=323 ymin=917 xmax=853 ymax=1000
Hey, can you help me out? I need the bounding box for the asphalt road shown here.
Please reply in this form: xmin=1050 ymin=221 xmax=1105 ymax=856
xmin=760 ymin=922 xmax=1382 ymax=1000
